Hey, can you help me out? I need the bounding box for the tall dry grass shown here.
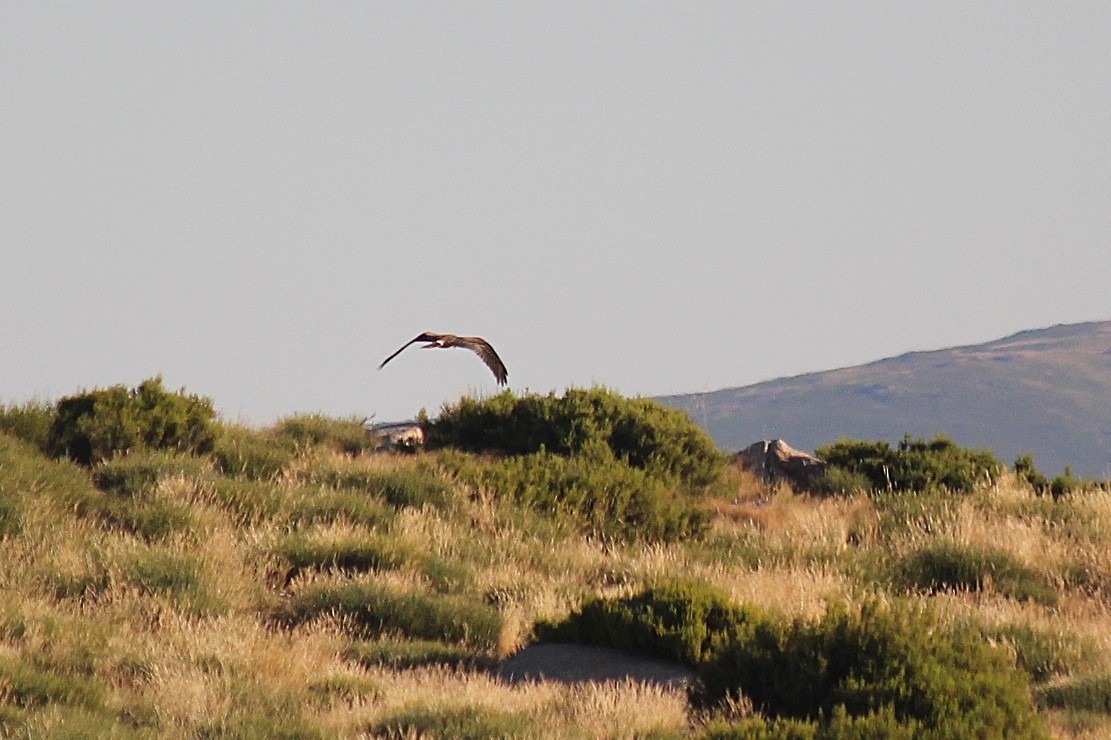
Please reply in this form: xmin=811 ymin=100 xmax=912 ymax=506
xmin=2 ymin=428 xmax=1111 ymax=736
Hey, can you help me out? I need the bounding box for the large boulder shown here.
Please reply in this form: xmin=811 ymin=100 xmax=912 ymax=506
xmin=367 ymin=421 xmax=424 ymax=451
xmin=734 ymin=439 xmax=826 ymax=488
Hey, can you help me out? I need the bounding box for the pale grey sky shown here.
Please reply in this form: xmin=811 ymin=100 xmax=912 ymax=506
xmin=3 ymin=3 xmax=1109 ymax=425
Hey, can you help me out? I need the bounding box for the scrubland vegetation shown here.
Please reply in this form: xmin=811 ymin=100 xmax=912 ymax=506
xmin=1 ymin=379 xmax=1111 ymax=737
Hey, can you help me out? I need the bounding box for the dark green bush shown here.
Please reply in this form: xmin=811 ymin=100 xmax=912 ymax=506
xmin=897 ymin=541 xmax=1057 ymax=605
xmin=1014 ymin=454 xmax=1051 ymax=495
xmin=272 ymin=414 xmax=373 ymax=455
xmin=537 ymin=580 xmax=756 ymax=666
xmin=806 ymin=466 xmax=874 ymax=497
xmin=277 ymin=583 xmax=503 ymax=649
xmin=428 ymin=387 xmax=728 ymax=491
xmin=815 ymin=435 xmax=1003 ymax=494
xmin=693 ymin=600 xmax=1044 ymax=738
xmin=1050 ymin=467 xmax=1086 ymax=498
xmin=48 ymin=378 xmax=219 ymax=466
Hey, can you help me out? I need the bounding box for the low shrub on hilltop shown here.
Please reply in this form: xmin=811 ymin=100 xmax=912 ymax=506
xmin=429 ymin=389 xmax=727 ymax=542
xmin=48 ymin=377 xmax=219 ymax=466
xmin=427 ymin=387 xmax=727 ymax=491
xmin=815 ymin=434 xmax=1003 ymax=494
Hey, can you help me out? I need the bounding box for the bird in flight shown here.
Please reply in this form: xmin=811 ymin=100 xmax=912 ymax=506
xmin=379 ymin=332 xmax=508 ymax=386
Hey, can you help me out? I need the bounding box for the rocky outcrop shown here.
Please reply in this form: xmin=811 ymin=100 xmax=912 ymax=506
xmin=734 ymin=439 xmax=826 ymax=487
xmin=367 ymin=421 xmax=424 ymax=451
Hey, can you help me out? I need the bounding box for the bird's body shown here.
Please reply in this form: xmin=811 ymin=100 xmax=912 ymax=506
xmin=379 ymin=332 xmax=508 ymax=385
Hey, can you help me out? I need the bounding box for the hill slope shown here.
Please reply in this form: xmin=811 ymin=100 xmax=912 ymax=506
xmin=656 ymin=321 xmax=1111 ymax=478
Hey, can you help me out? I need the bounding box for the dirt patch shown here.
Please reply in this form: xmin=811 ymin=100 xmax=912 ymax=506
xmin=493 ymin=643 xmax=694 ymax=690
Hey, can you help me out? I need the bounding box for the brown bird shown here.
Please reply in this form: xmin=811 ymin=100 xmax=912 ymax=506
xmin=378 ymin=332 xmax=508 ymax=386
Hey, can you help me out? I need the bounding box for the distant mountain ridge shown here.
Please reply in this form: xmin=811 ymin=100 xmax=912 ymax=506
xmin=656 ymin=321 xmax=1111 ymax=479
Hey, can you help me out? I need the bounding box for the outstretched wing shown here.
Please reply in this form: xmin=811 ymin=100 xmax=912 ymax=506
xmin=378 ymin=333 xmax=438 ymax=370
xmin=452 ymin=336 xmax=508 ymax=386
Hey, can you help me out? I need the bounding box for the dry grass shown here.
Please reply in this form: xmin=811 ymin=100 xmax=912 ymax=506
xmin=3 ymin=432 xmax=1111 ymax=737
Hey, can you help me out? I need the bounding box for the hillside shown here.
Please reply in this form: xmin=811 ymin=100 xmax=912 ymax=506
xmin=657 ymin=321 xmax=1111 ymax=478
xmin=2 ymin=386 xmax=1111 ymax=736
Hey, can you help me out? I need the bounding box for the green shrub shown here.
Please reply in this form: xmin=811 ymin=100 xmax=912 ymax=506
xmin=537 ymin=580 xmax=756 ymax=666
xmin=1036 ymin=673 xmax=1111 ymax=714
xmin=815 ymin=435 xmax=1002 ymax=494
xmin=1050 ymin=467 xmax=1086 ymax=498
xmin=428 ymin=387 xmax=728 ymax=490
xmin=806 ymin=466 xmax=874 ymax=497
xmin=369 ymin=704 xmax=534 ymax=740
xmin=1014 ymin=454 xmax=1051 ymax=495
xmin=444 ymin=447 xmax=709 ymax=542
xmin=0 ymin=401 xmax=56 ymax=452
xmin=272 ymin=414 xmax=373 ymax=455
xmin=897 ymin=541 xmax=1057 ymax=605
xmin=693 ymin=599 xmax=1043 ymax=738
xmin=278 ymin=583 xmax=503 ymax=649
xmin=48 ymin=378 xmax=219 ymax=466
